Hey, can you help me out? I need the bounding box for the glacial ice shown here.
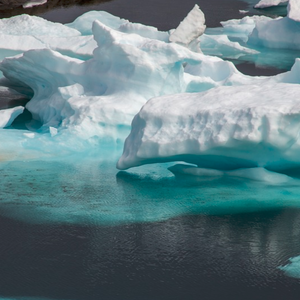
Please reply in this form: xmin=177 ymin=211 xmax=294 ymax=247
xmin=0 ymin=5 xmax=299 ymax=174
xmin=117 ymin=81 xmax=300 ymax=171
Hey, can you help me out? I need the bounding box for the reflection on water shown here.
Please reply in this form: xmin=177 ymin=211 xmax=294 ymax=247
xmin=0 ymin=208 xmax=300 ymax=300
xmin=1 ymin=156 xmax=300 ymax=226
xmin=1 ymin=157 xmax=300 ymax=299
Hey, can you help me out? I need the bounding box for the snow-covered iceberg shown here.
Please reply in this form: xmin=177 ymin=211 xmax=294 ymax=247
xmin=0 ymin=5 xmax=299 ymax=166
xmin=117 ymin=79 xmax=300 ymax=171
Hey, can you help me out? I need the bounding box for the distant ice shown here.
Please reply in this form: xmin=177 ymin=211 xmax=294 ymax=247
xmin=23 ymin=0 xmax=47 ymax=8
xmin=0 ymin=6 xmax=299 ymax=166
xmin=254 ymin=0 xmax=288 ymax=9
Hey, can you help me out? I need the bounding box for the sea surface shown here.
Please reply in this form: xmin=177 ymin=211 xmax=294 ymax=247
xmin=1 ymin=1 xmax=300 ymax=300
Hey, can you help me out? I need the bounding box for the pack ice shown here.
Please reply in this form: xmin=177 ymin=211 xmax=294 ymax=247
xmin=0 ymin=5 xmax=299 ymax=171
xmin=222 ymin=0 xmax=300 ymax=50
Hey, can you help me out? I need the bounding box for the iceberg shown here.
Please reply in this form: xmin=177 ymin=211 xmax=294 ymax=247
xmin=117 ymin=81 xmax=300 ymax=172
xmin=0 ymin=5 xmax=298 ymax=166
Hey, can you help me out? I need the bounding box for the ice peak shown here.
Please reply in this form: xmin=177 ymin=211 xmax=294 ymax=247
xmin=169 ymin=4 xmax=206 ymax=51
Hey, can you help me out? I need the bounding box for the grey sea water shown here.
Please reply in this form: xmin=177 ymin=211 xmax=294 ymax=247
xmin=0 ymin=1 xmax=300 ymax=300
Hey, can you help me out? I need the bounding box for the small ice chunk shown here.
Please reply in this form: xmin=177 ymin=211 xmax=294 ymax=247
xmin=279 ymin=255 xmax=300 ymax=278
xmin=23 ymin=0 xmax=47 ymax=8
xmin=239 ymin=10 xmax=249 ymax=14
xmin=49 ymin=127 xmax=58 ymax=137
xmin=23 ymin=132 xmax=35 ymax=138
xmin=169 ymin=4 xmax=206 ymax=47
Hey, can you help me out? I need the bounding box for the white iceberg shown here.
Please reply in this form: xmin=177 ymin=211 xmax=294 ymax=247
xmin=117 ymin=81 xmax=300 ymax=171
xmin=22 ymin=0 xmax=47 ymax=8
xmin=0 ymin=6 xmax=299 ymax=165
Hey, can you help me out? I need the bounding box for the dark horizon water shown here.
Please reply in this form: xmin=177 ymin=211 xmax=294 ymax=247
xmin=1 ymin=208 xmax=300 ymax=300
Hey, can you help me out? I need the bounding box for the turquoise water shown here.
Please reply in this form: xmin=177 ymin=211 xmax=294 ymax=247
xmin=1 ymin=153 xmax=300 ymax=226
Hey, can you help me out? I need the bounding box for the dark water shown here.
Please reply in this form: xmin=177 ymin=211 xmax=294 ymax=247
xmin=1 ymin=210 xmax=300 ymax=300
xmin=39 ymin=0 xmax=248 ymax=29
xmin=0 ymin=158 xmax=300 ymax=300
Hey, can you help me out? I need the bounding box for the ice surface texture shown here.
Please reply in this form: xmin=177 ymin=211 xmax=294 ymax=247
xmin=117 ymin=80 xmax=300 ymax=171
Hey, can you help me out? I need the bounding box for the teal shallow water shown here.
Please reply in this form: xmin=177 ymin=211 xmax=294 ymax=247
xmin=1 ymin=153 xmax=300 ymax=226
